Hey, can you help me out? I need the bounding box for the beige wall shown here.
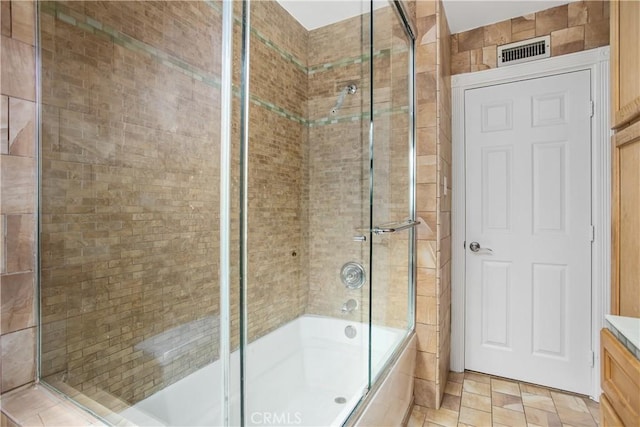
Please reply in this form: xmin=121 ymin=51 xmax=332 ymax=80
xmin=451 ymin=0 xmax=610 ymax=75
xmin=39 ymin=1 xmax=223 ymax=405
xmin=35 ymin=0 xmax=308 ymax=409
xmin=0 ymin=0 xmax=38 ymax=395
xmin=305 ymin=13 xmax=368 ymax=322
xmin=413 ymin=0 xmax=452 ymax=409
xmin=243 ymin=0 xmax=309 ymax=349
xmin=436 ymin=0 xmax=453 ymax=408
xmin=305 ymin=6 xmax=414 ymax=330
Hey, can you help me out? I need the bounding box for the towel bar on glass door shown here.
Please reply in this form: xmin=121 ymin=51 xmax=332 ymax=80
xmin=369 ymin=219 xmax=420 ymax=235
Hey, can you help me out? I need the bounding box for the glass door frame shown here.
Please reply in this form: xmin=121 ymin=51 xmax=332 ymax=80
xmin=365 ymin=0 xmax=417 ymax=389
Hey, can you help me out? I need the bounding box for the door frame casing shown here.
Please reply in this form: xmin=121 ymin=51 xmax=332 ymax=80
xmin=450 ymin=46 xmax=611 ymax=400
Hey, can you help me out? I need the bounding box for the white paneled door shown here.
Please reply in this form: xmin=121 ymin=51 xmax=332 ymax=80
xmin=464 ymin=70 xmax=592 ymax=394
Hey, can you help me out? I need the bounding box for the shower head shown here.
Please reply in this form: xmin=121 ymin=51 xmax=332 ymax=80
xmin=331 ymin=84 xmax=357 ymax=115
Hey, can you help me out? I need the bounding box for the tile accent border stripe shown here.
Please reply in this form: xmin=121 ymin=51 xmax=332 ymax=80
xmin=41 ymin=2 xmax=408 ymax=129
xmin=308 ymin=48 xmax=407 ymax=75
xmin=249 ymin=95 xmax=307 ymax=125
xmin=205 ymin=0 xmax=308 ymax=73
xmin=309 ymin=105 xmax=409 ymax=127
xmin=40 ymin=2 xmax=311 ymax=125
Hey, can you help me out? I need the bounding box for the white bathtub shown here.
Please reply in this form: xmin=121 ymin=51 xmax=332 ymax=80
xmin=119 ymin=315 xmax=406 ymax=427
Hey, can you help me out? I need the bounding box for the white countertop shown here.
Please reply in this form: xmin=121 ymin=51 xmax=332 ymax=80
xmin=605 ymin=314 xmax=640 ymax=352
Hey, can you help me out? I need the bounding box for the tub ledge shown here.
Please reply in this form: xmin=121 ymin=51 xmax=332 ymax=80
xmin=1 ymin=384 xmax=103 ymax=427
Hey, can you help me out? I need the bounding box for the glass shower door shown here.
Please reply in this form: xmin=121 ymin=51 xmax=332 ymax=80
xmin=241 ymin=1 xmax=372 ymax=425
xmin=369 ymin=0 xmax=415 ymax=383
xmin=38 ymin=1 xmax=237 ymax=425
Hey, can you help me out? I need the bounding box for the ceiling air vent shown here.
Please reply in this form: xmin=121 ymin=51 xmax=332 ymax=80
xmin=497 ymin=36 xmax=551 ymax=67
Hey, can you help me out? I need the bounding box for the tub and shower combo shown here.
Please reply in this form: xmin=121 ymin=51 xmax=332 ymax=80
xmin=37 ymin=0 xmax=417 ymax=425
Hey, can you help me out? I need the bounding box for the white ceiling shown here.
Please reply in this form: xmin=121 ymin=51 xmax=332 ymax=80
xmin=443 ymin=0 xmax=574 ymax=33
xmin=277 ymin=0 xmax=388 ymax=31
xmin=277 ymin=0 xmax=574 ymax=34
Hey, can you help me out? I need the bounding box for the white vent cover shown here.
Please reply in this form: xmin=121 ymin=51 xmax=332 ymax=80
xmin=497 ymin=35 xmax=551 ymax=67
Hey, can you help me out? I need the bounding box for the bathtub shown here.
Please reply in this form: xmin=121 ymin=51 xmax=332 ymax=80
xmin=119 ymin=315 xmax=407 ymax=427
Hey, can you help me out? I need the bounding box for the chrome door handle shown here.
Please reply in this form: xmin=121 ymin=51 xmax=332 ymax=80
xmin=469 ymin=242 xmax=493 ymax=253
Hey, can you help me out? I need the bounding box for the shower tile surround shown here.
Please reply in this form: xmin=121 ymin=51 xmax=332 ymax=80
xmin=305 ymin=4 xmax=414 ymax=330
xmin=34 ymin=0 xmax=312 ymax=411
xmin=38 ymin=0 xmax=227 ymax=408
xmin=411 ymin=0 xmax=453 ymax=409
xmin=1 ymin=0 xmax=414 ymax=423
xmin=0 ymin=0 xmax=38 ymax=402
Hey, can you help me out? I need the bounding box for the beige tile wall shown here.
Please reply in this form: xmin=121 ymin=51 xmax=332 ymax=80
xmin=436 ymin=0 xmax=452 ymax=408
xmin=36 ymin=0 xmax=309 ymax=410
xmin=369 ymin=16 xmax=414 ymax=329
xmin=305 ymin=123 xmax=370 ymax=323
xmin=451 ymin=0 xmax=609 ymax=75
xmin=38 ymin=1 xmax=224 ymax=406
xmin=413 ymin=0 xmax=452 ymax=409
xmin=0 ymin=0 xmax=38 ymax=396
xmin=306 ymin=6 xmax=414 ymax=330
xmin=306 ymin=12 xmax=371 ymax=323
xmin=243 ymin=0 xmax=309 ymax=347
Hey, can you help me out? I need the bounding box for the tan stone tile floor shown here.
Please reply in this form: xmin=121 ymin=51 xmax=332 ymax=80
xmin=409 ymin=371 xmax=600 ymax=427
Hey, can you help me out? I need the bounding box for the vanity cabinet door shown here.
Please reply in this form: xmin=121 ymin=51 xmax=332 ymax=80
xmin=611 ymin=0 xmax=640 ymax=129
xmin=612 ymin=120 xmax=640 ymax=317
xmin=601 ymin=394 xmax=624 ymax=427
xmin=600 ymin=329 xmax=640 ymax=426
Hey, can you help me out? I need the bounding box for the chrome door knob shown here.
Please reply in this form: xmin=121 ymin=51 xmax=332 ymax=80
xmin=469 ymin=242 xmax=493 ymax=253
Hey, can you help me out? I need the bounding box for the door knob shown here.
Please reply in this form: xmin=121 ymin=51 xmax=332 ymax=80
xmin=469 ymin=242 xmax=493 ymax=253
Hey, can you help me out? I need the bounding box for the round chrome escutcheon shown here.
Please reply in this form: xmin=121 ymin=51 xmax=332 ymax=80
xmin=340 ymin=262 xmax=366 ymax=289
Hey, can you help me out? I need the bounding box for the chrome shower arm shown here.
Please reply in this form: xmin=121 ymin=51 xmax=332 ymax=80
xmin=331 ymin=84 xmax=357 ymax=115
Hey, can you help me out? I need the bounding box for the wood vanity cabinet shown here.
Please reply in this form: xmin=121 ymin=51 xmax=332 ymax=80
xmin=611 ymin=120 xmax=640 ymax=317
xmin=610 ymin=0 xmax=640 ymax=129
xmin=610 ymin=0 xmax=640 ymax=317
xmin=604 ymin=3 xmax=640 ymax=426
xmin=600 ymin=329 xmax=640 ymax=427
xmin=601 ymin=395 xmax=624 ymax=427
